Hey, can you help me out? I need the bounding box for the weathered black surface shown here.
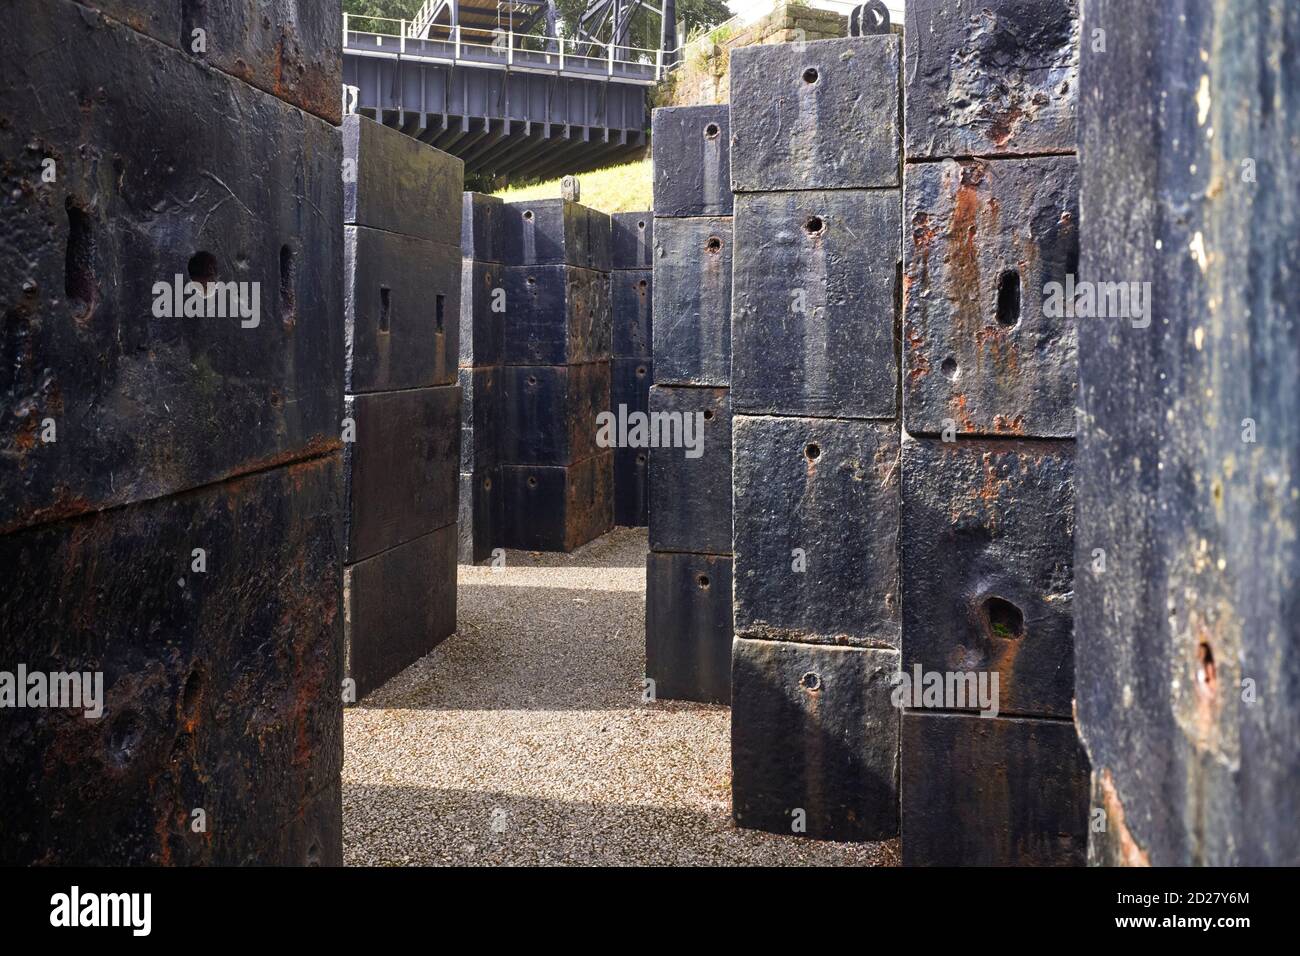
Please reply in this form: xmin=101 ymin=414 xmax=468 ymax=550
xmin=612 ymin=358 xmax=651 ymax=527
xmin=1076 ymin=0 xmax=1300 ymax=866
xmin=647 ymin=386 xmax=732 ymax=555
xmin=612 ymin=269 xmax=653 ymax=359
xmin=651 ymin=105 xmax=733 ymax=217
xmin=459 ymin=366 xmax=500 ymax=472
xmin=499 ymin=363 xmax=610 ymax=467
xmin=901 ymin=712 xmax=1088 ymax=865
xmin=459 ymin=258 xmax=504 ymax=368
xmin=904 ymin=0 xmax=1078 ymax=160
xmin=501 ymin=266 xmax=612 ymax=366
xmin=611 ymin=358 xmax=652 ymax=414
xmin=462 ymin=192 xmax=508 ymax=263
xmin=0 ymin=7 xmax=343 ymax=534
xmin=903 ymin=157 xmax=1078 ymax=438
xmin=732 ymin=639 xmax=899 ymax=840
xmin=730 ymin=35 xmax=900 ymax=192
xmin=732 ymin=190 xmax=900 ymax=419
xmin=901 ymin=436 xmax=1074 ymax=717
xmin=733 ymin=416 xmax=899 ymax=647
xmin=500 ymin=454 xmax=613 ymax=552
xmin=0 ymin=455 xmax=343 ymax=865
xmin=646 ymin=552 xmax=733 ymax=703
xmin=611 ymin=212 xmax=654 ymax=269
xmin=504 ymin=199 xmax=612 ymax=272
xmin=344 ymin=115 xmax=463 ymax=243
xmin=458 ymin=467 xmax=501 ymax=565
xmin=346 ymin=226 xmax=460 ymax=392
xmin=343 ymin=386 xmax=460 ymax=563
xmin=345 ymin=523 xmax=457 ymax=700
xmin=69 ymin=0 xmax=343 ymax=123
xmin=651 ymin=217 xmax=732 ymax=387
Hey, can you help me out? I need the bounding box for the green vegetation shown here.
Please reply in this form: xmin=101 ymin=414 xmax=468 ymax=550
xmin=493 ymin=157 xmax=652 ymax=213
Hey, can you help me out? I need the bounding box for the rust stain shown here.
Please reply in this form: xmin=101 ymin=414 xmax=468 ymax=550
xmin=1098 ymin=769 xmax=1151 ymax=866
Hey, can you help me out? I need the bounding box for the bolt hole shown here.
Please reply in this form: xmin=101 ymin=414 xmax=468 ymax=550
xmin=636 ymin=453 xmax=646 ymax=464
xmin=526 ymin=275 xmax=536 ymax=286
xmin=527 ymin=374 xmax=538 ymax=386
xmin=636 ymin=366 xmax=647 ymax=377
xmin=523 ymin=210 xmax=534 ymax=221
xmin=697 ymin=574 xmax=710 ymax=589
xmin=527 ymin=476 xmax=538 ymax=488
xmin=984 ymin=596 xmax=1024 ymax=640
xmin=703 ymin=408 xmax=714 ymax=421
xmin=705 ymin=236 xmax=722 ymax=254
xmin=1197 ymin=642 xmax=1217 ymax=694
xmin=941 ymin=357 xmax=958 ymax=379
xmin=378 ymin=286 xmax=391 ymax=334
xmin=703 ymin=122 xmax=720 ymax=139
xmin=804 ymin=442 xmax=820 ymax=462
xmin=802 ymin=67 xmax=819 ymax=84
xmin=637 ymin=279 xmax=647 ymax=291
xmin=187 ymin=250 xmax=219 ymax=288
xmin=799 ymin=671 xmax=821 ymax=691
xmin=803 ymin=216 xmax=825 ymax=236
xmin=483 ymin=476 xmax=492 ymax=490
xmin=637 ymin=220 xmax=646 ymax=230
xmin=181 ymin=668 xmax=202 ymax=716
xmin=996 ymin=269 xmax=1021 ymax=328
xmin=64 ymin=199 xmax=96 ymax=313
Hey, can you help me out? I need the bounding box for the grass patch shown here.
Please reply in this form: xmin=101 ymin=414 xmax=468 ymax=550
xmin=493 ymin=156 xmax=652 ymax=213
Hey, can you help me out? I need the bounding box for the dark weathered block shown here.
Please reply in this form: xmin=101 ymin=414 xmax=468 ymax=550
xmin=345 ymin=523 xmax=457 ymax=700
xmin=730 ymin=35 xmax=900 ymax=192
xmin=346 ymin=226 xmax=460 ymax=392
xmin=647 ymin=387 xmax=732 ymax=555
xmin=611 ymin=212 xmax=654 ymax=269
xmin=68 ymin=0 xmax=342 ymax=123
xmin=0 ymin=455 xmax=343 ymax=865
xmin=732 ymin=639 xmax=899 ymax=841
xmin=651 ymin=217 xmax=732 ymax=386
xmin=733 ymin=415 xmax=899 ymax=648
xmin=499 ymin=363 xmax=610 ymax=467
xmin=612 ymin=269 xmax=653 ymax=359
xmin=343 ymin=386 xmax=460 ymax=563
xmin=458 ymin=468 xmax=501 ymax=565
xmin=901 ymin=712 xmax=1088 ymax=866
xmin=1076 ymin=0 xmax=1300 ymax=866
xmin=459 ymin=258 xmax=504 ymax=368
xmin=344 ymin=115 xmax=463 ymax=242
xmin=462 ymin=192 xmax=509 ymax=262
xmin=652 ymin=105 xmax=732 ymax=216
xmin=0 ymin=10 xmax=343 ymax=534
xmin=904 ymin=0 xmax=1078 ymax=160
xmin=613 ymin=447 xmax=649 ymax=528
xmin=459 ymin=366 xmax=500 ymax=472
xmin=732 ymin=190 xmax=900 ymax=419
xmin=903 ymin=157 xmax=1079 ymax=437
xmin=646 ymin=552 xmax=733 ymax=704
xmin=500 ymin=454 xmax=613 ymax=552
xmin=504 ymin=199 xmax=612 ymax=271
xmin=611 ymin=357 xmax=652 ymax=415
xmin=501 ymin=265 xmax=612 ymax=365
xmin=901 ymin=436 xmax=1074 ymax=718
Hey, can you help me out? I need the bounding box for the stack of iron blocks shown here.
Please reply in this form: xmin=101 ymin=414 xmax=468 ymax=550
xmin=0 ymin=0 xmax=344 ymax=864
xmin=610 ymin=212 xmax=655 ymax=527
xmin=899 ymin=0 xmax=1088 ymax=865
xmin=342 ymin=116 xmax=463 ymax=701
xmin=458 ymin=192 xmax=508 ymax=563
xmin=727 ymin=36 xmax=904 ymax=841
xmin=645 ymin=105 xmax=735 ymax=706
xmin=499 ymin=200 xmax=614 ymax=552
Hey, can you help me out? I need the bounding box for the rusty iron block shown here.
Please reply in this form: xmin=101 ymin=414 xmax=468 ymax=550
xmin=612 ymin=269 xmax=653 ymax=359
xmin=614 ymin=447 xmax=649 ymax=528
xmin=343 ymin=385 xmax=460 ymax=563
xmin=344 ymin=115 xmax=463 ymax=242
xmin=733 ymin=415 xmax=900 ymax=648
xmin=1076 ymin=0 xmax=1300 ymax=866
xmin=461 ymin=192 xmax=509 ymax=263
xmin=346 ymin=226 xmax=459 ymax=392
xmin=651 ymin=105 xmax=732 ymax=217
xmin=499 ymin=363 xmax=610 ymax=467
xmin=459 ymin=258 xmax=505 ymax=368
xmin=901 ymin=712 xmax=1088 ymax=865
xmin=730 ymin=35 xmax=900 ymax=192
xmin=647 ymin=386 xmax=732 ymax=555
xmin=503 ymin=199 xmax=612 ymax=272
xmin=0 ymin=455 xmax=343 ymax=865
xmin=646 ymin=552 xmax=733 ymax=703
xmin=904 ymin=0 xmax=1078 ymax=160
xmin=458 ymin=366 xmax=500 ymax=472
xmin=732 ymin=639 xmax=900 ymax=841
xmin=732 ymin=189 xmax=900 ymax=419
xmin=900 ymin=436 xmax=1074 ymax=718
xmin=345 ymin=523 xmax=457 ymax=700
xmin=500 ymin=454 xmax=613 ymax=552
xmin=501 ymin=266 xmax=612 ymax=366
xmin=0 ymin=9 xmax=343 ymax=535
xmin=66 ymin=0 xmax=342 ymax=123
xmin=458 ymin=467 xmax=501 ymax=565
xmin=903 ymin=157 xmax=1079 ymax=438
xmin=611 ymin=212 xmax=654 ymax=269
xmin=651 ymin=217 xmax=732 ymax=387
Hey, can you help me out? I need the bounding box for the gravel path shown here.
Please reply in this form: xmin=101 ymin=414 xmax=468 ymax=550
xmin=343 ymin=527 xmax=900 ymax=866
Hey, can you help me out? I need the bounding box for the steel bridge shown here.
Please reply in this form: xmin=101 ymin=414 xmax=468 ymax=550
xmin=343 ymin=0 xmax=677 ymax=180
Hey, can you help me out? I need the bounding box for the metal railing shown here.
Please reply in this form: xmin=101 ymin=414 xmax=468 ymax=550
xmin=342 ymin=14 xmax=665 ymax=82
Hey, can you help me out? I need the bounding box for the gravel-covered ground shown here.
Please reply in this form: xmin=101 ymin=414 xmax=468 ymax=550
xmin=343 ymin=527 xmax=899 ymax=866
